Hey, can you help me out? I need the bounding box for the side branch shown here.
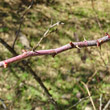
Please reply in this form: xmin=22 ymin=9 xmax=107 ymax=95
xmin=0 ymin=35 xmax=110 ymax=67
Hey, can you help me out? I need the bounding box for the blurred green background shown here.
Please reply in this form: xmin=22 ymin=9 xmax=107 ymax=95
xmin=0 ymin=0 xmax=110 ymax=110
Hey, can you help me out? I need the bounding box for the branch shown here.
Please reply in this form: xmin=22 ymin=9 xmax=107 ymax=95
xmin=0 ymin=34 xmax=110 ymax=68
xmin=68 ymin=96 xmax=90 ymax=110
xmin=32 ymin=21 xmax=64 ymax=51
xmin=99 ymin=94 xmax=102 ymax=110
xmin=12 ymin=0 xmax=34 ymax=49
xmin=0 ymin=38 xmax=60 ymax=110
xmin=103 ymin=100 xmax=110 ymax=110
xmin=81 ymin=81 xmax=96 ymax=110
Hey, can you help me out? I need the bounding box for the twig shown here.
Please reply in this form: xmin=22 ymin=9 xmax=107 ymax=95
xmin=99 ymin=94 xmax=102 ymax=110
xmin=91 ymin=0 xmax=102 ymax=29
xmin=103 ymin=100 xmax=110 ymax=110
xmin=91 ymin=0 xmax=108 ymax=71
xmin=22 ymin=0 xmax=34 ymax=16
xmin=67 ymin=96 xmax=90 ymax=110
xmin=32 ymin=21 xmax=64 ymax=51
xmin=12 ymin=22 xmax=22 ymax=49
xmin=81 ymin=81 xmax=96 ymax=110
xmin=98 ymin=48 xmax=108 ymax=70
xmin=0 ymin=98 xmax=7 ymax=110
xmin=0 ymin=38 xmax=59 ymax=110
xmin=86 ymin=70 xmax=97 ymax=85
xmin=0 ymin=34 xmax=110 ymax=67
xmin=12 ymin=0 xmax=34 ymax=49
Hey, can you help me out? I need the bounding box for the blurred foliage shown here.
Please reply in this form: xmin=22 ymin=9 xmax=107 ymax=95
xmin=0 ymin=0 xmax=110 ymax=110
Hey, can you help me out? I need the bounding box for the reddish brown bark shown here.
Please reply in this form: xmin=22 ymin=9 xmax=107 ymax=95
xmin=0 ymin=34 xmax=110 ymax=68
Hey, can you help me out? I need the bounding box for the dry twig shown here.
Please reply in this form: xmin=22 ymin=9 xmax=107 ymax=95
xmin=99 ymin=94 xmax=102 ymax=110
xmin=91 ymin=0 xmax=102 ymax=29
xmin=103 ymin=100 xmax=110 ymax=110
xmin=33 ymin=21 xmax=64 ymax=51
xmin=68 ymin=96 xmax=90 ymax=110
xmin=81 ymin=81 xmax=96 ymax=110
xmin=86 ymin=70 xmax=97 ymax=85
xmin=12 ymin=0 xmax=34 ymax=49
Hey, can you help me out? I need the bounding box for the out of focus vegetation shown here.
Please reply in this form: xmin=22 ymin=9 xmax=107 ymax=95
xmin=0 ymin=0 xmax=110 ymax=110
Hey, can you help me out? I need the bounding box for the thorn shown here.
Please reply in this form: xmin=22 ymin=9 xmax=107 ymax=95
xmin=52 ymin=50 xmax=57 ymax=57
xmin=106 ymin=33 xmax=110 ymax=38
xmin=96 ymin=40 xmax=102 ymax=50
xmin=76 ymin=45 xmax=81 ymax=49
xmin=84 ymin=40 xmax=88 ymax=46
xmin=32 ymin=48 xmax=36 ymax=52
xmin=52 ymin=53 xmax=56 ymax=57
xmin=99 ymin=40 xmax=102 ymax=43
xmin=70 ymin=42 xmax=75 ymax=47
xmin=22 ymin=49 xmax=27 ymax=52
xmin=3 ymin=61 xmax=8 ymax=68
xmin=96 ymin=40 xmax=100 ymax=47
xmin=83 ymin=36 xmax=87 ymax=41
xmin=106 ymin=32 xmax=108 ymax=36
xmin=22 ymin=49 xmax=27 ymax=54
